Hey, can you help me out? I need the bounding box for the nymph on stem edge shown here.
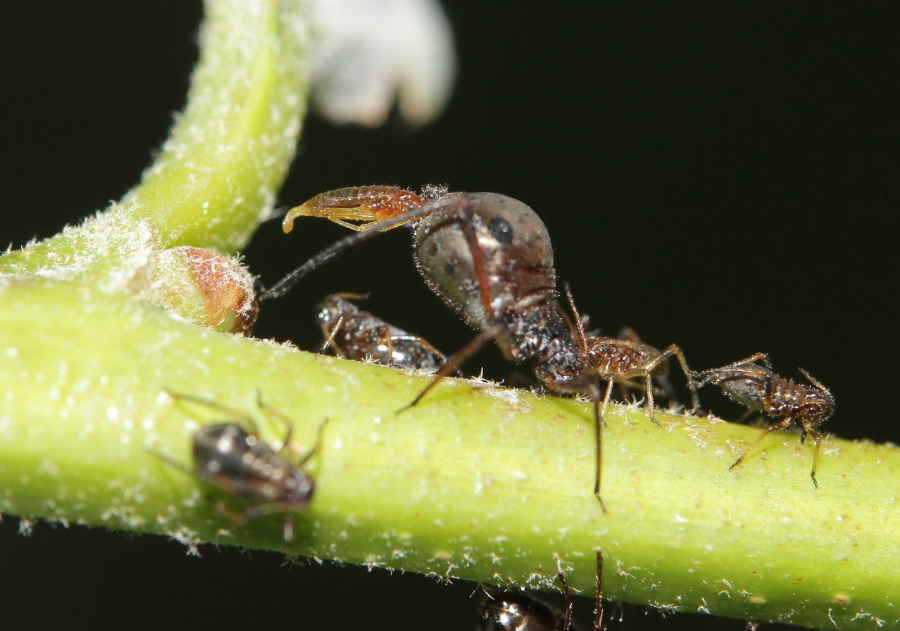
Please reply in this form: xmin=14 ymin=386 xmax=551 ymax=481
xmin=147 ymin=390 xmax=327 ymax=542
xmin=691 ymin=353 xmax=834 ymax=488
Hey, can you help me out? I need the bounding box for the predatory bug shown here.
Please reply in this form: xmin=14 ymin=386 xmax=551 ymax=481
xmin=265 ymin=186 xmax=617 ymax=508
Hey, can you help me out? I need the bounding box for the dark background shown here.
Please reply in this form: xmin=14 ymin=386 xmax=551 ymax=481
xmin=1 ymin=2 xmax=897 ymax=629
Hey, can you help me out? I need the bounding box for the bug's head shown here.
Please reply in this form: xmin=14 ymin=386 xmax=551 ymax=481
xmin=806 ymin=388 xmax=835 ymax=424
xmin=280 ymin=471 xmax=315 ymax=508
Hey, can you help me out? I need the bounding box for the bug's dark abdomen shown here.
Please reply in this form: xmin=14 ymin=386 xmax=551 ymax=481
xmin=191 ymin=423 xmax=314 ymax=507
xmin=413 ymin=193 xmax=556 ymax=332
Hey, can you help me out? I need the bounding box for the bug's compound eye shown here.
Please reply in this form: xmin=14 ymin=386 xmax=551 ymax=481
xmin=488 ymin=217 xmax=514 ymax=244
xmin=316 ymin=307 xmax=332 ymax=326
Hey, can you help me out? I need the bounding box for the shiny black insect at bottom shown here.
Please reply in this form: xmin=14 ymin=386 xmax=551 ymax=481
xmin=480 ymin=551 xmax=604 ymax=631
xmin=481 ymin=590 xmax=570 ymax=631
xmin=316 ymin=292 xmax=446 ymax=370
xmin=148 ymin=390 xmax=327 ymax=542
xmin=691 ymin=353 xmax=834 ymax=488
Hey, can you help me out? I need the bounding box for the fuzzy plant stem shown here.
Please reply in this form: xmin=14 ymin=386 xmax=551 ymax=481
xmin=0 ymin=0 xmax=307 ymax=283
xmin=1 ymin=283 xmax=899 ymax=631
xmin=1 ymin=2 xmax=898 ymax=631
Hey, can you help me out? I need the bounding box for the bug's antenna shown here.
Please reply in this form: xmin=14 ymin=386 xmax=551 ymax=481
xmin=260 ymin=202 xmax=443 ymax=300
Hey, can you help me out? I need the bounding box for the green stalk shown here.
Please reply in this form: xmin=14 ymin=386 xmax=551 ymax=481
xmin=1 ymin=282 xmax=898 ymax=630
xmin=0 ymin=0 xmax=307 ymax=282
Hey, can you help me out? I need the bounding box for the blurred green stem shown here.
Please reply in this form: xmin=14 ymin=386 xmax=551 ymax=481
xmin=0 ymin=2 xmax=898 ymax=631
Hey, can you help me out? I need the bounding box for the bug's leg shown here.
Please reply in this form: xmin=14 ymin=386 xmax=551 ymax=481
xmin=763 ymin=370 xmax=777 ymax=414
xmin=164 ymin=388 xmax=259 ymax=433
xmin=330 ymin=219 xmax=371 ymax=232
xmin=562 ymin=283 xmax=589 ymax=351
xmin=255 ymin=390 xmax=294 ymax=454
xmin=144 ymin=448 xmax=194 ymax=476
xmin=556 ymin=564 xmax=574 ymax=631
xmin=690 ymin=368 xmax=714 ymax=389
xmin=666 ymin=344 xmax=700 ymax=413
xmin=799 ymin=367 xmax=833 ymax=398
xmin=295 ymin=418 xmax=330 ymax=467
xmin=284 ymin=512 xmax=294 ymax=543
xmin=730 ymin=417 xmax=793 ymax=471
xmin=319 ymin=314 xmax=344 ymax=357
xmin=805 ymin=422 xmax=824 ymax=489
xmin=599 ymin=378 xmax=614 ymax=430
xmin=147 ymin=390 xmax=226 ymax=483
xmin=320 ymin=314 xmax=346 ymax=356
xmin=216 ymin=500 xmax=251 ymax=526
xmin=594 ymin=549 xmax=605 ymax=631
xmin=255 ymin=392 xmax=327 ymax=467
xmin=239 ymin=502 xmax=297 ymax=542
xmin=643 ymin=370 xmax=661 ymax=427
xmin=452 ymin=198 xmax=498 ymax=325
xmin=398 ymin=322 xmax=506 ymax=412
xmin=728 ymin=352 xmax=773 ymax=370
xmin=591 ymin=379 xmax=613 ymax=512
xmin=333 ymin=291 xmax=371 ymax=301
xmin=610 ymin=377 xmax=631 ymax=403
xmin=368 ymin=324 xmax=395 ymax=364
xmin=390 ymin=334 xmax=448 ymax=363
xmin=218 ymin=499 xmax=295 ymax=541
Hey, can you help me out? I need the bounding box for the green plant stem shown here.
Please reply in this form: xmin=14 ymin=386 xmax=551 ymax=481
xmin=1 ymin=283 xmax=898 ymax=630
xmin=0 ymin=0 xmax=306 ymax=280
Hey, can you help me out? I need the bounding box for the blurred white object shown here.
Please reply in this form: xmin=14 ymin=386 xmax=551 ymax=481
xmin=308 ymin=0 xmax=456 ymax=127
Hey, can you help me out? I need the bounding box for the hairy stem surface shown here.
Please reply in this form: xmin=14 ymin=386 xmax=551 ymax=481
xmin=0 ymin=283 xmax=897 ymax=630
xmin=0 ymin=0 xmax=307 ymax=281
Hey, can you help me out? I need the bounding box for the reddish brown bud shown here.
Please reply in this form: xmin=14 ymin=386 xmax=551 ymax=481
xmin=153 ymin=246 xmax=257 ymax=335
